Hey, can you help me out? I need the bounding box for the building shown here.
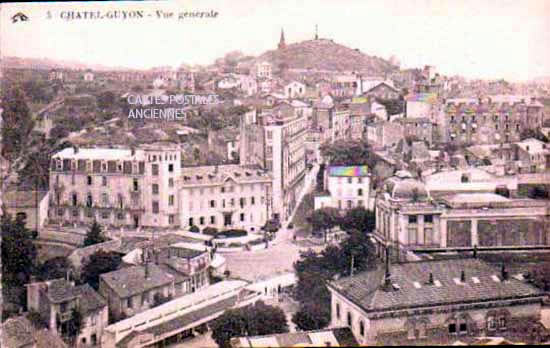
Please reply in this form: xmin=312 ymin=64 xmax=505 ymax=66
xmin=49 ymin=144 xmax=182 ymax=228
xmin=207 ymin=128 xmax=240 ymax=162
xmin=1 ymin=316 xmax=36 ymax=348
xmin=314 ymin=165 xmax=372 ymax=211
xmin=84 ymin=70 xmax=94 ymax=82
xmin=327 ymin=258 xmax=546 ymax=345
xmin=366 ymin=121 xmax=404 ymax=149
xmin=3 ymin=190 xmax=49 ymax=231
xmin=438 ymin=96 xmax=544 ymax=145
xmin=253 ymin=62 xmax=272 ymax=79
xmin=284 ymin=81 xmax=306 ymax=99
xmin=179 ymin=165 xmax=272 ymax=232
xmin=513 ymin=138 xmax=550 ymax=173
xmin=101 ymin=281 xmax=261 ymax=348
xmin=278 ymin=28 xmax=286 ymax=49
xmin=26 ymin=278 xmax=108 ymax=347
xmin=397 ymin=117 xmax=434 ymax=145
xmin=230 ymin=327 xmax=358 ymax=347
xmin=373 ymin=171 xmax=550 ymax=259
xmin=405 ymin=93 xmax=439 ymax=121
xmin=362 ymin=81 xmax=400 ymax=99
xmin=240 ymin=104 xmax=308 ymax=221
xmin=311 ymin=100 xmax=351 ymax=144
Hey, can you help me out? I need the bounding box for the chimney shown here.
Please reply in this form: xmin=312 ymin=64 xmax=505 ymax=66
xmin=501 ymin=264 xmax=508 ymax=281
xmin=460 ymin=270 xmax=466 ymax=283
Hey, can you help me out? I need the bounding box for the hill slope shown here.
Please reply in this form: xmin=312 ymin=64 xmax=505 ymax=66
xmin=255 ymin=38 xmax=398 ymax=75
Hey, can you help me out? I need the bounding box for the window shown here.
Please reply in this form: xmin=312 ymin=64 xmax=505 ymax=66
xmin=102 ymin=193 xmax=109 ymax=205
xmin=221 ymin=187 xmax=225 ymax=193
xmin=72 ymin=193 xmax=78 ymax=206
xmin=133 ymin=179 xmax=139 ymax=192
xmin=425 ymin=215 xmax=433 ymax=223
xmin=358 ymin=188 xmax=363 ymax=196
xmin=408 ymin=326 xmax=416 ymax=340
xmin=360 ymin=320 xmax=365 ymax=337
xmin=168 ymin=163 xmax=174 ymax=172
xmin=336 ymin=303 xmax=340 ymax=319
xmin=72 ymin=209 xmax=78 ymax=217
xmin=347 ymin=312 xmax=352 ymax=327
xmin=189 ymin=218 xmax=193 ymax=226
xmin=498 ymin=317 xmax=506 ymax=330
xmin=152 ymin=201 xmax=159 ymax=214
xmin=60 ymin=302 xmax=67 ymax=313
xmin=87 ymin=176 xmax=92 ymax=185
xmin=240 ymin=213 xmax=245 ymax=222
xmin=240 ymin=198 xmax=245 ymax=208
xmin=210 ymin=200 xmax=216 ymax=208
xmin=210 ymin=216 xmax=215 ymax=224
xmin=117 ymin=213 xmax=124 ymax=220
xmin=487 ymin=316 xmax=496 ymax=331
xmin=347 ymin=200 xmax=353 ymax=209
xmin=169 ymin=178 xmax=174 ymax=188
xmin=169 ymin=215 xmax=175 ymax=224
xmin=418 ymin=322 xmax=427 ymax=338
xmin=102 ymin=176 xmax=107 ymax=186
xmin=409 ymin=215 xmax=417 ymax=224
xmin=127 ymin=297 xmax=133 ymax=309
xmin=168 ymin=195 xmax=174 ymax=206
xmin=198 ymin=216 xmax=204 ymax=225
xmin=347 ymin=177 xmax=353 ymax=184
xmin=449 ymin=323 xmax=456 ymax=334
xmin=86 ymin=194 xmax=93 ymax=207
xmin=101 ymin=211 xmax=110 ymax=219
xmin=251 ymin=197 xmax=255 ymax=205
xmin=152 ymin=184 xmax=159 ymax=194
xmin=152 ymin=164 xmax=159 ymax=176
xmin=459 ymin=322 xmax=467 ymax=334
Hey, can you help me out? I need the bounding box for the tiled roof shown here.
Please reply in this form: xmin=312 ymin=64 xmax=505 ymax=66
xmin=77 ymin=284 xmax=107 ymax=315
xmin=181 ymin=164 xmax=272 ymax=186
xmin=100 ymin=264 xmax=174 ymax=298
xmin=46 ymin=279 xmax=80 ymax=303
xmin=329 ymin=259 xmax=545 ymax=313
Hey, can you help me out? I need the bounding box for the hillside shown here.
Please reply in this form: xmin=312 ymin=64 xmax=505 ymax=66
xmin=254 ymin=38 xmax=398 ymax=75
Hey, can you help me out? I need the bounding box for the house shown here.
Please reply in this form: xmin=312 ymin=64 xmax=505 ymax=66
xmin=362 ymin=81 xmax=400 ymax=99
xmin=284 ymin=81 xmax=306 ymax=99
xmin=84 ymin=70 xmax=94 ymax=82
xmin=314 ymin=165 xmax=372 ymax=211
xmin=26 ymin=278 xmax=108 ymax=347
xmin=253 ymin=62 xmax=272 ymax=79
xmin=513 ymin=138 xmax=550 ymax=173
xmin=327 ymin=258 xmax=547 ymax=345
xmin=3 ymin=190 xmax=49 ymax=231
xmin=230 ymin=327 xmax=359 ymax=347
xmin=2 ymin=316 xmax=36 ymax=348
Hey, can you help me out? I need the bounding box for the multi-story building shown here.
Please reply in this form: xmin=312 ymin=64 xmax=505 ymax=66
xmin=373 ymin=171 xmax=550 ymax=260
xmin=240 ymin=103 xmax=308 ymax=221
xmin=312 ymin=101 xmax=351 ymax=144
xmin=314 ymin=165 xmax=372 ymax=211
xmin=397 ymin=117 xmax=434 ymax=145
xmin=513 ymin=138 xmax=550 ymax=173
xmin=438 ymin=96 xmax=544 ymax=145
xmin=49 ymin=144 xmax=182 ymax=228
xmin=27 ymin=278 xmax=108 ymax=347
xmin=179 ymin=164 xmax=272 ymax=232
xmin=365 ymin=121 xmax=404 ymax=149
xmin=253 ymin=62 xmax=272 ymax=79
xmin=327 ymin=258 xmax=546 ymax=345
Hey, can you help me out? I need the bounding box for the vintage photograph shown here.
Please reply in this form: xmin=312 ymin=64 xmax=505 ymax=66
xmin=1 ymin=0 xmax=550 ymax=346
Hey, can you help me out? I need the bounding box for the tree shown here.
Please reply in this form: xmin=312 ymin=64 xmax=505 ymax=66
xmin=1 ymin=214 xmax=38 ymax=287
xmin=320 ymin=140 xmax=376 ymax=168
xmin=37 ymin=256 xmax=71 ymax=281
xmin=1 ymin=83 xmax=35 ymax=159
xmin=340 ymin=207 xmax=376 ymax=233
xmin=64 ymin=308 xmax=83 ymax=344
xmin=96 ymin=90 xmax=116 ymax=110
xmin=83 ymin=221 xmax=107 ymax=247
xmin=309 ymin=207 xmax=340 ymax=243
xmin=292 ymin=302 xmax=331 ymax=331
xmin=211 ymin=301 xmax=288 ymax=348
xmin=529 ymin=262 xmax=550 ymax=291
xmin=80 ymin=250 xmax=122 ymax=290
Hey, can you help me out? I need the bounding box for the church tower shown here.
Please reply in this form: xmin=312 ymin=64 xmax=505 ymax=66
xmin=278 ymin=28 xmax=286 ymax=49
xmin=315 ymin=24 xmax=318 ymax=40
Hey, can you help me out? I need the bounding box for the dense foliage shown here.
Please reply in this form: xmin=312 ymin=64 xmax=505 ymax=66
xmin=83 ymin=221 xmax=107 ymax=247
xmin=80 ymin=250 xmax=122 ymax=290
xmin=1 ymin=214 xmax=38 ymax=287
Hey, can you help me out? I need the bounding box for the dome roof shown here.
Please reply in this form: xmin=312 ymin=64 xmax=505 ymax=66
xmin=384 ymin=176 xmax=429 ymax=201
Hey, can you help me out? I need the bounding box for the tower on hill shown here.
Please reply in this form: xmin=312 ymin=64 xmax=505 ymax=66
xmin=278 ymin=28 xmax=286 ymax=49
xmin=315 ymin=24 xmax=318 ymax=40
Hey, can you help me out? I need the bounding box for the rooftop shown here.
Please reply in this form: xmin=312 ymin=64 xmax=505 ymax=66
xmin=181 ymin=164 xmax=272 ymax=186
xmin=232 ymin=327 xmax=358 ymax=347
xmin=100 ymin=264 xmax=174 ymax=298
xmin=52 ymin=147 xmax=144 ymax=161
xmin=2 ymin=316 xmax=35 ymax=348
xmin=329 ymin=259 xmax=544 ymax=313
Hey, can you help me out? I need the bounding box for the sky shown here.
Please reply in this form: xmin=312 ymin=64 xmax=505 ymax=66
xmin=1 ymin=0 xmax=549 ymax=81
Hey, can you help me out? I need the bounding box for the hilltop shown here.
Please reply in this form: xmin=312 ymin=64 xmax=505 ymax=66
xmin=254 ymin=38 xmax=398 ymax=75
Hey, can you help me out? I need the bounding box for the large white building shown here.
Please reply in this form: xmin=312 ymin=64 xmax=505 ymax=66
xmin=179 ymin=165 xmax=272 ymax=232
xmin=49 ymin=144 xmax=182 ymax=228
xmin=240 ymin=103 xmax=308 ymax=221
xmin=314 ymin=165 xmax=372 ymax=211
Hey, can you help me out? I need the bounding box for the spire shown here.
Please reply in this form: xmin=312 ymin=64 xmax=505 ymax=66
xmin=315 ymin=24 xmax=318 ymax=40
xmin=278 ymin=28 xmax=286 ymax=50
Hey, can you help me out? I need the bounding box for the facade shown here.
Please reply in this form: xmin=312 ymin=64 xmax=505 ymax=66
xmin=366 ymin=121 xmax=404 ymax=149
xmin=438 ymin=95 xmax=544 ymax=145
xmin=3 ymin=190 xmax=49 ymax=231
xmin=314 ymin=165 xmax=372 ymax=211
xmin=327 ymin=258 xmax=546 ymax=345
xmin=312 ymin=101 xmax=351 ymax=144
xmin=240 ymin=103 xmax=308 ymax=221
xmin=254 ymin=62 xmax=272 ymax=79
xmin=284 ymin=81 xmax=306 ymax=99
xmin=373 ymin=171 xmax=550 ymax=259
xmin=207 ymin=128 xmax=240 ymax=161
xmin=49 ymin=144 xmax=182 ymax=228
xmin=513 ymin=138 xmax=550 ymax=173
xmin=397 ymin=117 xmax=434 ymax=145
xmin=179 ymin=165 xmax=272 ymax=232
xmin=26 ymin=278 xmax=108 ymax=347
